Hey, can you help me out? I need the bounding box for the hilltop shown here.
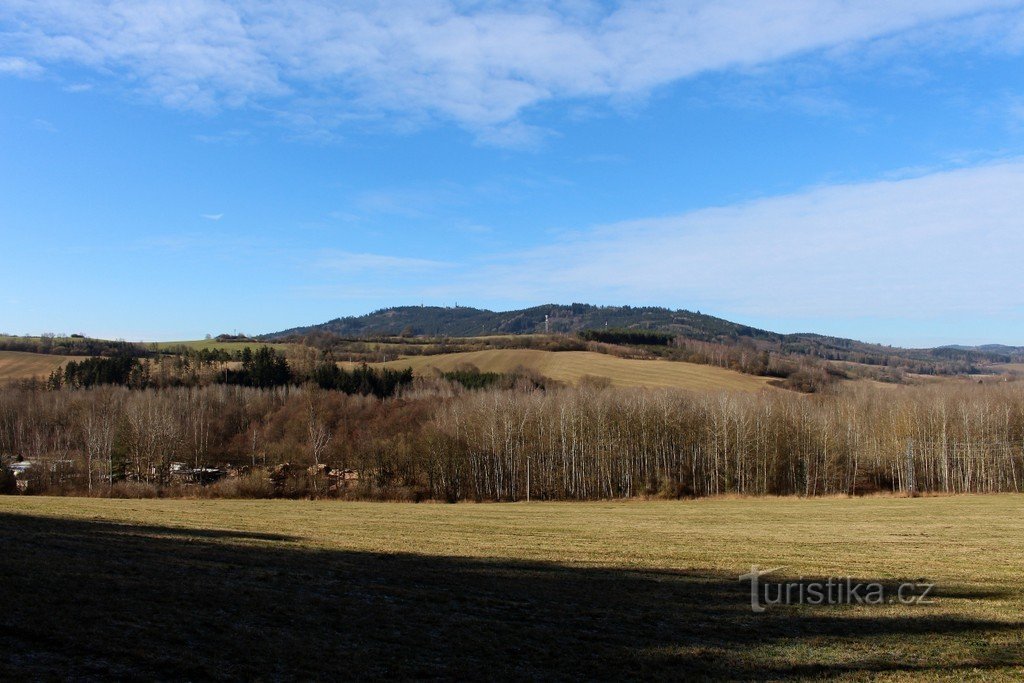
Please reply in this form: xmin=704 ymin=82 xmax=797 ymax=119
xmin=265 ymin=303 xmax=772 ymax=339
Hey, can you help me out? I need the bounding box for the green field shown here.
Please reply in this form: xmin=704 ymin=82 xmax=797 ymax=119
xmin=2 ymin=496 xmax=1021 ymax=679
xmin=351 ymin=348 xmax=774 ymax=392
xmin=148 ymin=339 xmax=293 ymax=352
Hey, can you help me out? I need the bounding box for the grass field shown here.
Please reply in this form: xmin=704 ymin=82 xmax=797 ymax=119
xmin=0 ymin=350 xmax=73 ymax=382
xmin=354 ymin=348 xmax=773 ymax=392
xmin=2 ymin=495 xmax=1021 ymax=679
xmin=149 ymin=339 xmax=293 ymax=352
xmin=991 ymin=363 xmax=1024 ymax=374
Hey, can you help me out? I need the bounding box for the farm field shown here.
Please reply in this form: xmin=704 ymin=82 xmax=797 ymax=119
xmin=1 ymin=495 xmax=1022 ymax=679
xmin=351 ymin=348 xmax=774 ymax=392
xmin=991 ymin=363 xmax=1024 ymax=374
xmin=0 ymin=350 xmax=73 ymax=382
xmin=148 ymin=339 xmax=295 ymax=353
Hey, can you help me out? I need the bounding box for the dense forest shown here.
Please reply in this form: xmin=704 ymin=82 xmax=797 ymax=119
xmin=579 ymin=328 xmax=675 ymax=346
xmin=45 ymin=347 xmax=414 ymax=398
xmin=3 ymin=375 xmax=1022 ymax=501
xmin=265 ymin=303 xmax=776 ymax=339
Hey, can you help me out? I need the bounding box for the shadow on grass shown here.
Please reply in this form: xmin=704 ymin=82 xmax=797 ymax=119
xmin=104 ymin=523 xmax=299 ymax=543
xmin=0 ymin=512 xmax=1020 ymax=680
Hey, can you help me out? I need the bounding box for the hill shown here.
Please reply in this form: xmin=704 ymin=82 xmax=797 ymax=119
xmin=267 ymin=303 xmax=774 ymax=340
xmin=265 ymin=304 xmax=1024 ymax=376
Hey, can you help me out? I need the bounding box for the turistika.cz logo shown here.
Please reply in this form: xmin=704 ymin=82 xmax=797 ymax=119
xmin=739 ymin=565 xmax=935 ymax=613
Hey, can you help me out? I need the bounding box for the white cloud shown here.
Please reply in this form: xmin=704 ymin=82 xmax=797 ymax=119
xmin=0 ymin=55 xmax=42 ymax=76
xmin=2 ymin=1 xmax=1022 ymax=141
xmin=421 ymin=159 xmax=1024 ymax=319
xmin=202 ymin=213 xmax=224 ymax=220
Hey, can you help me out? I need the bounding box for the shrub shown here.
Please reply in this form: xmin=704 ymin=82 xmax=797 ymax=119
xmin=107 ymin=481 xmax=160 ymax=499
xmin=657 ymin=476 xmax=694 ymax=500
xmin=0 ymin=467 xmax=16 ymax=495
xmin=203 ymin=472 xmax=275 ymax=499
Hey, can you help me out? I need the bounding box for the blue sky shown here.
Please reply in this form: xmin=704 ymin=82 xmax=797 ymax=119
xmin=2 ymin=1 xmax=1024 ymax=346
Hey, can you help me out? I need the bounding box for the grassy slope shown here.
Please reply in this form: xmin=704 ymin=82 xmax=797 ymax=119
xmin=0 ymin=350 xmax=73 ymax=381
xmin=149 ymin=339 xmax=293 ymax=352
xmin=1 ymin=496 xmax=1021 ymax=679
xmin=355 ymin=348 xmax=773 ymax=392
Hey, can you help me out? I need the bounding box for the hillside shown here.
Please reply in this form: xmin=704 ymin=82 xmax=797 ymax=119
xmin=267 ymin=303 xmax=774 ymax=340
xmin=0 ymin=351 xmax=74 ymax=382
xmin=348 ymin=349 xmax=773 ymax=392
xmin=266 ymin=304 xmax=1024 ymax=375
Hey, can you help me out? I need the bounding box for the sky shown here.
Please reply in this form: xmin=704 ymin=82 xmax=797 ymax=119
xmin=2 ymin=1 xmax=1024 ymax=346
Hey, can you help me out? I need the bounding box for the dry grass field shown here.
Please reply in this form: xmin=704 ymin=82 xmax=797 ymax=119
xmin=150 ymin=339 xmax=295 ymax=353
xmin=0 ymin=350 xmax=73 ymax=382
xmin=990 ymin=363 xmax=1024 ymax=374
xmin=1 ymin=495 xmax=1021 ymax=679
xmin=353 ymin=348 xmax=773 ymax=392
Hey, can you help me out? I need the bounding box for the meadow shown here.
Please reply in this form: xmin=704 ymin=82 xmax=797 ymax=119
xmin=0 ymin=350 xmax=73 ymax=382
xmin=149 ymin=339 xmax=296 ymax=353
xmin=0 ymin=343 xmax=772 ymax=393
xmin=1 ymin=495 xmax=1021 ymax=679
xmin=355 ymin=348 xmax=773 ymax=392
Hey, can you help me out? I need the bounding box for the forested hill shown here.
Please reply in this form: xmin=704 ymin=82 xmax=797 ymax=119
xmin=263 ymin=304 xmax=1024 ymax=372
xmin=264 ymin=304 xmax=778 ymax=341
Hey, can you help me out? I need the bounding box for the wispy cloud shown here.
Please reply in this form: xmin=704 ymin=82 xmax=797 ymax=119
xmin=3 ymin=1 xmax=1022 ymax=143
xmin=0 ymin=55 xmax=42 ymax=76
xmin=408 ymin=158 xmax=1024 ymax=320
xmin=31 ymin=117 xmax=57 ymax=132
xmin=202 ymin=213 xmax=224 ymax=221
xmin=315 ymin=250 xmax=451 ymax=274
xmin=194 ymin=129 xmax=251 ymax=145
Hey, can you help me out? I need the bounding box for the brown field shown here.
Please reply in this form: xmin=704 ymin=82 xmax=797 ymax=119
xmin=991 ymin=363 xmax=1024 ymax=374
xmin=0 ymin=351 xmax=73 ymax=382
xmin=348 ymin=348 xmax=773 ymax=392
xmin=1 ymin=495 xmax=1022 ymax=679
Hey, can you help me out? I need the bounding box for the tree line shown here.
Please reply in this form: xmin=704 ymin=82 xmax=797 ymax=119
xmin=2 ymin=376 xmax=1022 ymax=500
xmin=579 ymin=328 xmax=675 ymax=346
xmin=46 ymin=347 xmax=414 ymax=397
xmin=0 ymin=334 xmax=149 ymax=358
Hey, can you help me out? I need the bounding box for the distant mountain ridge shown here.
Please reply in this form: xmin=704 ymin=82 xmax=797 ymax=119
xmin=263 ymin=304 xmax=1023 ymax=367
xmin=265 ymin=303 xmax=776 ymax=341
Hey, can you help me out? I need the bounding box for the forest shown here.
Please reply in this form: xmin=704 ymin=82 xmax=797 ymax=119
xmin=2 ymin=371 xmax=1022 ymax=501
